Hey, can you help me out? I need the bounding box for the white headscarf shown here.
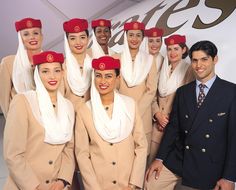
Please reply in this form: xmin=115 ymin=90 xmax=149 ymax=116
xmin=121 ymin=33 xmax=153 ymax=87
xmin=64 ymin=34 xmax=92 ymax=96
xmin=141 ymin=36 xmax=163 ymax=72
xmin=34 ymin=66 xmax=74 ymax=144
xmin=158 ymin=56 xmax=189 ymax=97
xmin=91 ymin=30 xmax=115 ymax=58
xmin=12 ymin=32 xmax=35 ymax=93
xmin=89 ymin=73 xmax=134 ymax=143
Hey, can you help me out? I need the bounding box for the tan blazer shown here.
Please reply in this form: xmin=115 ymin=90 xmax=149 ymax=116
xmin=0 ymin=55 xmax=66 ymax=118
xmin=151 ymin=66 xmax=195 ymax=143
xmin=75 ymin=95 xmax=148 ymax=190
xmin=3 ymin=94 xmax=75 ymax=190
xmin=63 ymin=60 xmax=90 ymax=109
xmin=0 ymin=55 xmax=17 ymax=118
xmin=113 ymin=54 xmax=157 ymax=145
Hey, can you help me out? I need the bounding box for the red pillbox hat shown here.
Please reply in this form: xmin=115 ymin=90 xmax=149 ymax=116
xmin=91 ymin=19 xmax=111 ymax=28
xmin=15 ymin=17 xmax=42 ymax=32
xmin=63 ymin=18 xmax=88 ymax=33
xmin=145 ymin=27 xmax=164 ymax=37
xmin=124 ymin=21 xmax=145 ymax=31
xmin=92 ymin=56 xmax=120 ymax=70
xmin=164 ymin=34 xmax=186 ymax=46
xmin=33 ymin=51 xmax=64 ymax=66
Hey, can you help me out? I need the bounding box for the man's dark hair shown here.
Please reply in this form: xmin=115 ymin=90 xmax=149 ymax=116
xmin=189 ymin=40 xmax=218 ymax=59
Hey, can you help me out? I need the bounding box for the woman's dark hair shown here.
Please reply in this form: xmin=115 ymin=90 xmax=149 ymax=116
xmin=179 ymin=43 xmax=189 ymax=59
xmin=66 ymin=29 xmax=89 ymax=38
xmin=189 ymin=40 xmax=218 ymax=59
xmin=93 ymin=27 xmax=111 ymax=33
xmin=115 ymin=68 xmax=120 ymax=77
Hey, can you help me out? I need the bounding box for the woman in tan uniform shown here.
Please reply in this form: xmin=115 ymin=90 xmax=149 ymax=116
xmin=87 ymin=19 xmax=115 ymax=58
xmin=144 ymin=27 xmax=164 ymax=73
xmin=3 ymin=51 xmax=75 ymax=190
xmin=63 ymin=18 xmax=92 ymax=108
xmin=145 ymin=35 xmax=195 ymax=190
xmin=75 ymin=56 xmax=147 ymax=190
xmin=0 ymin=17 xmax=43 ymax=118
xmin=144 ymin=27 xmax=165 ymax=164
xmin=113 ymin=21 xmax=157 ymax=154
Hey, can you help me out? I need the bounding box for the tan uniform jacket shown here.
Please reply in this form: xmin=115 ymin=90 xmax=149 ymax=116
xmin=3 ymin=94 xmax=75 ymax=190
xmin=75 ymin=96 xmax=148 ymax=190
xmin=63 ymin=61 xmax=90 ymax=109
xmin=0 ymin=55 xmax=17 ymax=118
xmin=0 ymin=55 xmax=66 ymax=118
xmin=113 ymin=53 xmax=157 ymax=135
xmin=151 ymin=66 xmax=195 ymax=143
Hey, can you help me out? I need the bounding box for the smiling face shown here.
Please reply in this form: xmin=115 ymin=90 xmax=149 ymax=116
xmin=94 ymin=26 xmax=111 ymax=46
xmin=127 ymin=30 xmax=143 ymax=50
xmin=67 ymin=31 xmax=88 ymax=54
xmin=191 ymin=50 xmax=217 ymax=83
xmin=38 ymin=62 xmax=63 ymax=93
xmin=148 ymin=36 xmax=162 ymax=55
xmin=94 ymin=69 xmax=119 ymax=98
xmin=167 ymin=44 xmax=186 ymax=64
xmin=20 ymin=27 xmax=43 ymax=51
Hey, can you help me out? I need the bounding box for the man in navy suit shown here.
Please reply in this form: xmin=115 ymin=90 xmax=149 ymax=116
xmin=145 ymin=41 xmax=236 ymax=190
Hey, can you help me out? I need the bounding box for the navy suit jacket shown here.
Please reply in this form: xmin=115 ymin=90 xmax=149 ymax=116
xmin=157 ymin=77 xmax=236 ymax=189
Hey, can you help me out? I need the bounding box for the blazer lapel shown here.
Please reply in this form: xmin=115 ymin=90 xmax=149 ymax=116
xmin=188 ymin=77 xmax=222 ymax=135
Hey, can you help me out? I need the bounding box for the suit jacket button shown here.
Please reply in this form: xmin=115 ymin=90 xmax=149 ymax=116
xmin=201 ymin=148 xmax=206 ymax=152
xmin=205 ymin=134 xmax=210 ymax=138
xmin=185 ymin=145 xmax=190 ymax=149
xmin=113 ymin=180 xmax=117 ymax=184
xmin=185 ymin=115 xmax=189 ymax=119
xmin=184 ymin=130 xmax=188 ymax=134
xmin=45 ymin=180 xmax=50 ymax=184
xmin=209 ymin=119 xmax=213 ymax=122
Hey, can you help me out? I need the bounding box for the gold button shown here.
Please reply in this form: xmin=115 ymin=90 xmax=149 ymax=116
xmin=185 ymin=115 xmax=189 ymax=119
xmin=205 ymin=134 xmax=210 ymax=138
xmin=201 ymin=148 xmax=206 ymax=152
xmin=185 ymin=130 xmax=188 ymax=134
xmin=48 ymin=160 xmax=53 ymax=165
xmin=209 ymin=119 xmax=213 ymax=123
xmin=185 ymin=145 xmax=190 ymax=149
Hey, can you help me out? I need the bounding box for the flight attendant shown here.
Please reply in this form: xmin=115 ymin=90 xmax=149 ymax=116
xmin=0 ymin=17 xmax=43 ymax=118
xmin=75 ymin=56 xmax=148 ymax=190
xmin=87 ymin=19 xmax=115 ymax=58
xmin=3 ymin=51 xmax=75 ymax=190
xmin=144 ymin=27 xmax=165 ymax=164
xmin=63 ymin=18 xmax=92 ymax=107
xmin=145 ymin=35 xmax=195 ymax=190
xmin=113 ymin=21 xmax=157 ymax=154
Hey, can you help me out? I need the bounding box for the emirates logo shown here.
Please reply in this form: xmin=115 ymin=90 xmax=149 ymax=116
xmin=26 ymin=20 xmax=33 ymax=28
xmin=99 ymin=20 xmax=105 ymax=26
xmin=133 ymin=23 xmax=138 ymax=29
xmin=46 ymin=54 xmax=54 ymax=63
xmin=98 ymin=63 xmax=105 ymax=70
xmin=74 ymin=25 xmax=80 ymax=32
xmin=170 ymin=39 xmax=175 ymax=45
